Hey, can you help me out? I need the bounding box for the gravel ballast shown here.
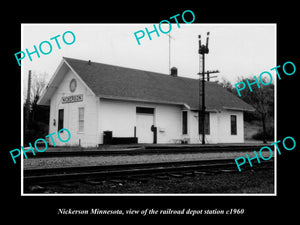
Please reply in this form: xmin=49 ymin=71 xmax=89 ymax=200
xmin=23 ymin=151 xmax=272 ymax=170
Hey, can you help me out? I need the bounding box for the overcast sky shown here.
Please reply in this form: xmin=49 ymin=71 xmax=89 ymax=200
xmin=21 ymin=23 xmax=276 ymax=99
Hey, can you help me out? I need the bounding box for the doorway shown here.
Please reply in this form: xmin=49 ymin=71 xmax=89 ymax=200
xmin=136 ymin=107 xmax=155 ymax=144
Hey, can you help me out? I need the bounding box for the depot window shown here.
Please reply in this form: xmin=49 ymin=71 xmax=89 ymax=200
xmin=182 ymin=111 xmax=188 ymax=135
xmin=58 ymin=109 xmax=64 ymax=131
xmin=136 ymin=107 xmax=154 ymax=114
xmin=78 ymin=107 xmax=84 ymax=132
xmin=231 ymin=115 xmax=237 ymax=135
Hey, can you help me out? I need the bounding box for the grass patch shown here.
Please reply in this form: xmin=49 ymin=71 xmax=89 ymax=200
xmin=244 ymin=121 xmax=261 ymax=141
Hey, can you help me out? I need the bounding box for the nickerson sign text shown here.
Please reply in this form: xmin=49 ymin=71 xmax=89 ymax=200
xmin=62 ymin=94 xmax=83 ymax=104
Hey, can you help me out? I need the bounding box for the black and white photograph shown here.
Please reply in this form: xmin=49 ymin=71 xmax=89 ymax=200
xmin=21 ymin=24 xmax=276 ymax=195
xmin=3 ymin=4 xmax=298 ymax=222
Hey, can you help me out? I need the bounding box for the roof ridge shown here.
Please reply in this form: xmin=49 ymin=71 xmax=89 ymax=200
xmin=63 ymin=56 xmax=206 ymax=82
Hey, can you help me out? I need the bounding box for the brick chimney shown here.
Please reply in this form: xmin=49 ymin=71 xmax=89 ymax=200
xmin=170 ymin=67 xmax=178 ymax=77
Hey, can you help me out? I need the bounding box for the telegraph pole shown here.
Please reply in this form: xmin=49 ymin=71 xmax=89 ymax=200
xmin=25 ymin=70 xmax=31 ymax=129
xmin=206 ymin=70 xmax=219 ymax=81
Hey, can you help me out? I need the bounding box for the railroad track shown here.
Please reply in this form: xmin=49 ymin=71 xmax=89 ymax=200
xmin=24 ymin=158 xmax=274 ymax=188
xmin=25 ymin=144 xmax=270 ymax=158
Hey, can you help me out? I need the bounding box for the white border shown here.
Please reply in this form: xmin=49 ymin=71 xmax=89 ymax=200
xmin=21 ymin=23 xmax=277 ymax=197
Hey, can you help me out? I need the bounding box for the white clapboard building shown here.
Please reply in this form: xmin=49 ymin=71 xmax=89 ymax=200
xmin=38 ymin=57 xmax=254 ymax=147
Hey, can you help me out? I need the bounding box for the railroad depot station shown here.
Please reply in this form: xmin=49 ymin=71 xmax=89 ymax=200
xmin=38 ymin=57 xmax=254 ymax=147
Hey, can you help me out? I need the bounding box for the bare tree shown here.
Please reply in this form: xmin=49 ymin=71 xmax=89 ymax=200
xmin=23 ymin=71 xmax=48 ymax=103
xmin=236 ymin=76 xmax=274 ymax=143
xmin=23 ymin=71 xmax=47 ymax=120
xmin=217 ymin=77 xmax=234 ymax=93
xmin=31 ymin=72 xmax=47 ymax=104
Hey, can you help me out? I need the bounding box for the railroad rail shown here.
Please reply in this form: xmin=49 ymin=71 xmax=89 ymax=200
xmin=25 ymin=144 xmax=270 ymax=158
xmin=24 ymin=158 xmax=274 ymax=188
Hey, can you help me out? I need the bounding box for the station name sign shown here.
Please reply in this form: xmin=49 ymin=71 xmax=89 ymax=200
xmin=62 ymin=94 xmax=83 ymax=104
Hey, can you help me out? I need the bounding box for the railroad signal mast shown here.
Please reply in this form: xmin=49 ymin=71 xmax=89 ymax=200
xmin=198 ymin=32 xmax=219 ymax=144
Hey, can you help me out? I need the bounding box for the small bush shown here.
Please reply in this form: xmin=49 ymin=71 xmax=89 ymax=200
xmin=252 ymin=126 xmax=274 ymax=141
xmin=24 ymin=121 xmax=48 ymax=146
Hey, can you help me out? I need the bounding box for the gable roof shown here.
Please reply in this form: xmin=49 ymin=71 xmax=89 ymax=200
xmin=38 ymin=57 xmax=254 ymax=112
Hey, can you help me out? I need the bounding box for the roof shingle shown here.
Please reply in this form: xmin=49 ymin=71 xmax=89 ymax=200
xmin=64 ymin=57 xmax=254 ymax=111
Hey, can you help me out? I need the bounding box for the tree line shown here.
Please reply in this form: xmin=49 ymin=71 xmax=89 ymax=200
xmin=23 ymin=72 xmax=49 ymax=145
xmin=217 ymin=76 xmax=274 ymax=143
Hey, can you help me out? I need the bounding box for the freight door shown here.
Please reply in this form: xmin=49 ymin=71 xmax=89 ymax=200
xmin=136 ymin=107 xmax=155 ymax=144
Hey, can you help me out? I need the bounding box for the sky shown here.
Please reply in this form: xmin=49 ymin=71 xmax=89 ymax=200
xmin=21 ymin=23 xmax=276 ymax=99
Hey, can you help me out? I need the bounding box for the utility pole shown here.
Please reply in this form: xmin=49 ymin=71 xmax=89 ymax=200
xmin=25 ymin=70 xmax=31 ymax=129
xmin=205 ymin=70 xmax=219 ymax=81
xmin=198 ymin=32 xmax=210 ymax=144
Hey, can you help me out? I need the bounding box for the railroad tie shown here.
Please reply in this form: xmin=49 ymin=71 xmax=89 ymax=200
xmin=154 ymin=174 xmax=169 ymax=180
xmin=84 ymin=179 xmax=103 ymax=185
xmin=168 ymin=173 xmax=184 ymax=178
xmin=194 ymin=171 xmax=205 ymax=174
xmin=26 ymin=185 xmax=46 ymax=193
xmin=60 ymin=182 xmax=79 ymax=188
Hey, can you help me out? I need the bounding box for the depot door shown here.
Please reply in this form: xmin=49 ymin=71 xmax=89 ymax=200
xmin=136 ymin=107 xmax=154 ymax=144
